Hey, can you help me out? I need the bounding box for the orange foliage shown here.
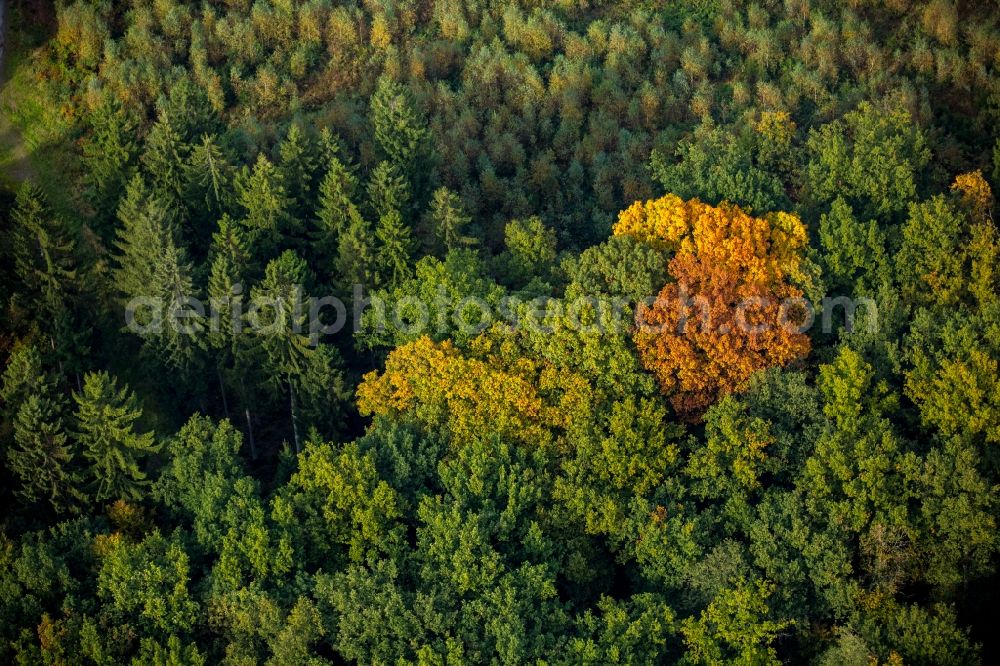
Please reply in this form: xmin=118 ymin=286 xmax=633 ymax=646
xmin=620 ymin=196 xmax=811 ymax=421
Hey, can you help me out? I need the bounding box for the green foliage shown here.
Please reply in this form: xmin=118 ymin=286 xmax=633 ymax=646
xmin=97 ymin=530 xmax=199 ymax=636
xmin=358 ymin=248 xmax=504 ymax=350
xmin=375 ymin=208 xmax=415 ymax=289
xmin=74 ymin=371 xmax=159 ymax=502
xmin=236 ymin=154 xmax=293 ymax=251
xmin=806 ymin=102 xmax=930 ymax=219
xmin=4 ymin=0 xmax=1000 ymax=662
xmin=498 ymin=216 xmax=558 ymax=285
xmin=82 ymin=99 xmax=138 ymax=226
xmin=186 ymin=134 xmax=234 ymax=221
xmin=277 ymin=440 xmax=403 ymax=568
xmin=818 ymin=197 xmax=889 ymax=295
xmin=9 ymin=394 xmax=85 ymax=513
xmin=427 ymin=186 xmax=474 ymax=253
xmin=650 ymin=119 xmax=789 ymax=213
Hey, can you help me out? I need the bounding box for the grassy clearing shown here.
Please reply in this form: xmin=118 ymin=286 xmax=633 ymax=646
xmin=0 ymin=20 xmax=82 ymax=215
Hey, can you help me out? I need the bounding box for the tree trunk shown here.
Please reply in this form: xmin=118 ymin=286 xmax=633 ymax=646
xmin=216 ymin=365 xmax=230 ymax=421
xmin=288 ymin=375 xmax=301 ymax=455
xmin=244 ymin=407 xmax=257 ymax=460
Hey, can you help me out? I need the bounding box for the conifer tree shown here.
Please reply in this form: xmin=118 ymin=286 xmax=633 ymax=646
xmin=206 ymin=214 xmax=250 ymax=421
xmin=375 ymin=209 xmax=414 ymax=288
xmin=278 ymin=123 xmax=318 ymax=217
xmin=1 ymin=343 xmax=51 ymax=414
xmin=74 ymin=371 xmax=159 ymax=502
xmin=367 ymin=160 xmax=410 ymax=223
xmin=141 ymin=110 xmax=190 ymax=213
xmin=335 ymin=208 xmax=377 ymax=290
xmin=114 ymin=176 xmax=202 ymax=370
xmin=207 ymin=214 xmax=250 ymax=352
xmin=9 ymin=393 xmax=85 ymax=513
xmin=11 ymin=184 xmax=77 ymax=310
xmin=370 ymin=75 xmax=433 ymax=204
xmin=249 ymin=251 xmax=313 ymax=452
xmin=427 ymin=186 xmax=473 ymax=253
xmin=82 ymin=98 xmax=137 ymax=228
xmin=186 ymin=134 xmax=234 ymax=220
xmin=316 ymin=154 xmax=360 ymax=239
xmin=113 ymin=175 xmax=175 ymax=305
xmin=10 ymin=185 xmax=87 ymax=379
xmin=235 ymin=154 xmax=292 ymax=252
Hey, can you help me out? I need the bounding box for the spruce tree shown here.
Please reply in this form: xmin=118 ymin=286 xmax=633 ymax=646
xmin=1 ymin=342 xmax=51 ymax=413
xmin=82 ymin=98 xmax=138 ymax=229
xmin=207 ymin=214 xmax=250 ymax=352
xmin=207 ymin=215 xmax=250 ymax=421
xmin=316 ymin=154 xmax=360 ymax=239
xmin=10 ymin=185 xmax=87 ymax=379
xmin=11 ymin=184 xmax=77 ymax=308
xmin=375 ymin=209 xmax=414 ymax=288
xmin=249 ymin=251 xmax=313 ymax=452
xmin=367 ymin=160 xmax=410 ymax=223
xmin=428 ymin=186 xmax=473 ymax=253
xmin=278 ymin=123 xmax=318 ymax=217
xmin=141 ymin=110 xmax=190 ymax=213
xmin=186 ymin=134 xmax=234 ymax=220
xmin=114 ymin=176 xmax=202 ymax=370
xmin=73 ymin=371 xmax=159 ymax=502
xmin=9 ymin=393 xmax=85 ymax=513
xmin=113 ymin=175 xmax=175 ymax=305
xmin=235 ymin=153 xmax=292 ymax=253
xmin=370 ymin=75 xmax=434 ymax=205
xmin=335 ymin=208 xmax=377 ymax=290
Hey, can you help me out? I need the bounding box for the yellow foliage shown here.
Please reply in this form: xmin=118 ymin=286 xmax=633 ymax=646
xmin=357 ymin=337 xmax=549 ymax=445
xmin=613 ymin=195 xmax=808 ymax=285
xmin=370 ymin=13 xmax=392 ymax=49
xmin=612 ymin=194 xmax=693 ymax=252
xmin=951 ymin=170 xmax=993 ymax=222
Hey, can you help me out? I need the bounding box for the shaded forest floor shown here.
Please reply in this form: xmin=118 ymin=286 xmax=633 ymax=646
xmin=0 ymin=0 xmax=79 ymax=213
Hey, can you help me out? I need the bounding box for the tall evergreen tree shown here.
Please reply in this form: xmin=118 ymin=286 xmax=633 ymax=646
xmin=316 ymin=154 xmax=360 ymax=240
xmin=335 ymin=208 xmax=377 ymax=290
xmin=427 ymin=186 xmax=473 ymax=253
xmin=207 ymin=214 xmax=250 ymax=352
xmin=235 ymin=154 xmax=292 ymax=253
xmin=141 ymin=110 xmax=190 ymax=214
xmin=1 ymin=343 xmax=51 ymax=414
xmin=375 ymin=209 xmax=414 ymax=288
xmin=11 ymin=184 xmax=77 ymax=310
xmin=10 ymin=184 xmax=88 ymax=379
xmin=367 ymin=160 xmax=410 ymax=223
xmin=249 ymin=251 xmax=313 ymax=452
xmin=206 ymin=214 xmax=250 ymax=422
xmin=114 ymin=175 xmax=202 ymax=371
xmin=9 ymin=393 xmax=85 ymax=513
xmin=113 ymin=175 xmax=175 ymax=304
xmin=82 ymin=98 xmax=138 ymax=230
xmin=186 ymin=134 xmax=234 ymax=222
xmin=73 ymin=371 xmax=158 ymax=502
xmin=370 ymin=75 xmax=434 ymax=206
xmin=278 ymin=123 xmax=318 ymax=217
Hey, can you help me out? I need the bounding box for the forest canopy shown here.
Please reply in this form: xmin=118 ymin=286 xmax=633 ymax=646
xmin=1 ymin=0 xmax=1000 ymax=663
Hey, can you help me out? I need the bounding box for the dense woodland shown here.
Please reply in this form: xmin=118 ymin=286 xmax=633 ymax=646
xmin=1 ymin=0 xmax=1000 ymax=663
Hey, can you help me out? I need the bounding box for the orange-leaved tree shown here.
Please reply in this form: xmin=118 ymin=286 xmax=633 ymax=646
xmin=615 ymin=196 xmax=812 ymax=421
